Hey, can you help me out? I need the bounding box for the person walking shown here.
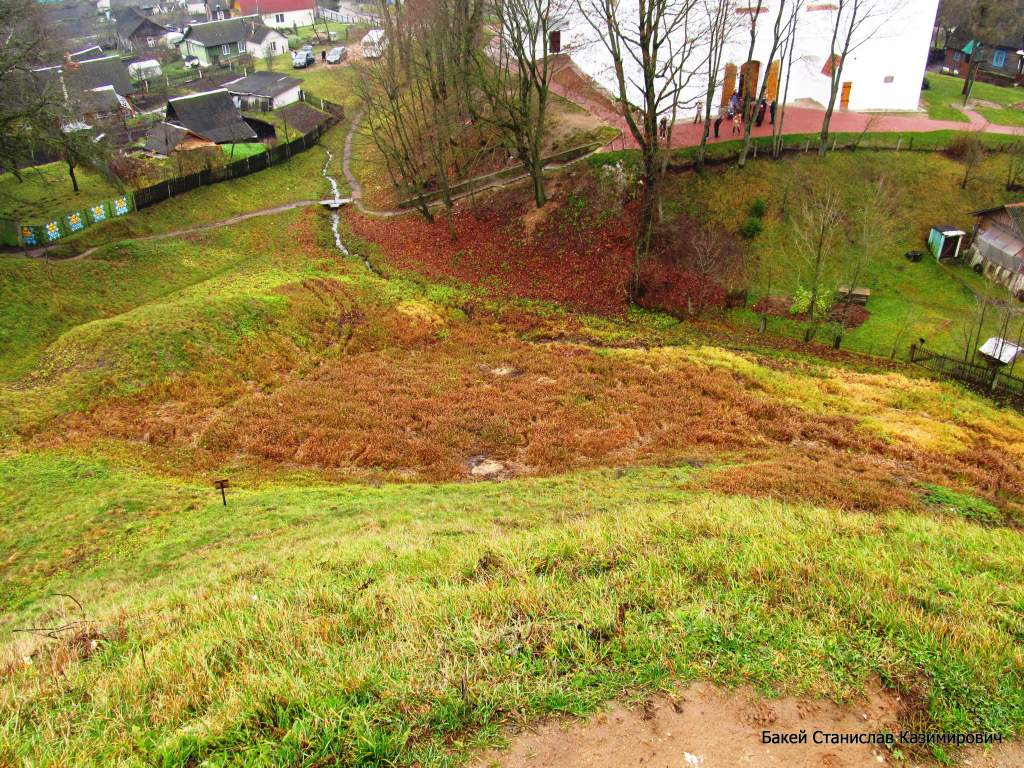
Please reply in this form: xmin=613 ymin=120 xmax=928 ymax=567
xmin=713 ymin=111 xmax=723 ymax=139
xmin=769 ymin=99 xmax=778 ymax=125
xmin=658 ymin=116 xmax=668 ymax=140
xmin=732 ymin=109 xmax=742 ymax=135
xmin=694 ymin=101 xmax=703 ymax=123
xmin=755 ymin=99 xmax=767 ymax=127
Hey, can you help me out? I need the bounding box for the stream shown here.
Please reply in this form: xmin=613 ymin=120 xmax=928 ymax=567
xmin=321 ymin=150 xmax=349 ymax=256
xmin=321 ymin=150 xmax=380 ymax=276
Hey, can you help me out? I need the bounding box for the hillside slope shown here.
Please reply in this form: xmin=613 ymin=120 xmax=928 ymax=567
xmin=1 ymin=163 xmax=1023 ymax=766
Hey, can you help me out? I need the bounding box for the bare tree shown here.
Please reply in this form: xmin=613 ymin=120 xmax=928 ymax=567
xmin=836 ymin=174 xmax=890 ymax=341
xmin=1005 ymin=139 xmax=1024 ymax=191
xmin=0 ymin=0 xmax=63 ymax=177
xmin=769 ymin=0 xmax=803 ymax=159
xmin=477 ymin=0 xmax=565 ymax=207
xmin=817 ymin=0 xmax=894 ymax=155
xmin=575 ymin=0 xmax=704 ymax=291
xmin=960 ymin=130 xmax=986 ymax=190
xmin=792 ymin=186 xmax=843 ymax=341
xmin=736 ymin=0 xmax=789 ymax=168
xmin=695 ymin=0 xmax=737 ymax=171
xmin=358 ymin=0 xmax=489 ymax=227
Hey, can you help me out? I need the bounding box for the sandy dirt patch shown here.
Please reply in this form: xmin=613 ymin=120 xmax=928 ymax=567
xmin=472 ymin=681 xmax=1020 ymax=768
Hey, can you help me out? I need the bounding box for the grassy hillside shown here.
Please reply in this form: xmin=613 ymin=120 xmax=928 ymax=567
xmin=2 ymin=132 xmax=1024 ymax=766
xmin=662 ymin=149 xmax=1020 ymax=356
xmin=2 ymin=454 xmax=1023 ymax=766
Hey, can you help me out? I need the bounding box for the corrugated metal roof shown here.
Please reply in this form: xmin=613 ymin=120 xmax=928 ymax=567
xmin=979 ymin=337 xmax=1023 ymax=365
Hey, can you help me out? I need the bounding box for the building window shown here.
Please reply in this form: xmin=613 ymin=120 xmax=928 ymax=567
xmin=146 ymin=36 xmax=154 ymax=47
xmin=222 ymin=43 xmax=231 ymax=55
xmin=275 ymin=12 xmax=285 ymax=22
xmin=270 ymin=41 xmax=277 ymax=52
xmin=953 ymin=51 xmax=961 ymax=62
xmin=993 ymin=49 xmax=1006 ymax=67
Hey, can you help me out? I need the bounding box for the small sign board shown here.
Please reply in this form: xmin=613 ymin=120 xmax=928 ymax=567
xmin=213 ymin=478 xmax=229 ymax=505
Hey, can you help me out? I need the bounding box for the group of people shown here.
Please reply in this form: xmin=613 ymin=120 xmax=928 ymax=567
xmin=653 ymin=92 xmax=780 ymax=144
xmin=711 ymin=92 xmax=778 ymax=139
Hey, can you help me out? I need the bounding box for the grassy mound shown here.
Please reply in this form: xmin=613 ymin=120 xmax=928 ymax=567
xmin=2 ymin=148 xmax=1023 ymax=766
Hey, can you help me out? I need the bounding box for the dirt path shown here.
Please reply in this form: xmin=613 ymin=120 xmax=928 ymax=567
xmin=473 ymin=682 xmax=1022 ymax=768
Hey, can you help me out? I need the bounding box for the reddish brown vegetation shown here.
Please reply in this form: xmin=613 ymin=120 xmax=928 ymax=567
xmin=349 ymin=186 xmax=636 ymax=316
xmin=635 ymin=259 xmax=726 ymax=316
xmin=753 ymin=296 xmax=870 ymax=329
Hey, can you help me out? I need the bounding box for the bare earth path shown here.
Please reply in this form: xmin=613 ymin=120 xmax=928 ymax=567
xmin=473 ymin=682 xmax=1023 ymax=768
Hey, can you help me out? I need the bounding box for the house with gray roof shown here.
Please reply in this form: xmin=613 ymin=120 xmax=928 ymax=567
xmin=178 ymin=16 xmax=256 ymax=65
xmin=225 ymin=72 xmax=302 ymax=110
xmin=164 ymin=89 xmax=258 ymax=143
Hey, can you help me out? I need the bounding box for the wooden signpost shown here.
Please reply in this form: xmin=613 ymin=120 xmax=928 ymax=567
xmin=213 ymin=478 xmax=229 ymax=506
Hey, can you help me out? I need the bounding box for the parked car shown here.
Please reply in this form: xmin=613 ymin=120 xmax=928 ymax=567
xmin=292 ymin=49 xmax=314 ymax=68
xmin=325 ymin=46 xmax=347 ymax=64
xmin=182 ymin=55 xmax=200 ymax=69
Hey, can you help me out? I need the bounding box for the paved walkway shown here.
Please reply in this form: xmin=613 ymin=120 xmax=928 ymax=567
xmin=548 ymin=59 xmax=1024 ymax=151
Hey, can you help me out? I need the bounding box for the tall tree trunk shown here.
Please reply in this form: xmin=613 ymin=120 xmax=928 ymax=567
xmin=67 ymin=159 xmax=79 ymax=192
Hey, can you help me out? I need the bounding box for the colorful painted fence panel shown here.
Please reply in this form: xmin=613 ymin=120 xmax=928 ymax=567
xmin=2 ymin=194 xmax=133 ymax=248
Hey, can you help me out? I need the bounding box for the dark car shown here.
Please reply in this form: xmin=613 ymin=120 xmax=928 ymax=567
xmin=326 ymin=46 xmax=348 ymax=64
xmin=291 ymin=49 xmax=314 ymax=68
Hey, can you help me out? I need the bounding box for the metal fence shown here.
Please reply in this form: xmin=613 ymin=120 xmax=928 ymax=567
xmin=316 ymin=4 xmax=379 ymax=23
xmin=909 ymin=344 xmax=1024 ymax=407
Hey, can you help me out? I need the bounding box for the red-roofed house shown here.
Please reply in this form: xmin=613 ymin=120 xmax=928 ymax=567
xmin=235 ymin=0 xmax=315 ymax=29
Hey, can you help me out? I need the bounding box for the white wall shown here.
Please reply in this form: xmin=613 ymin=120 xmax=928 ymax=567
xmin=246 ymin=31 xmax=289 ymax=58
xmin=565 ymin=0 xmax=939 ymax=115
xmin=261 ymin=8 xmax=315 ymax=29
xmin=272 ymin=83 xmax=301 ymax=107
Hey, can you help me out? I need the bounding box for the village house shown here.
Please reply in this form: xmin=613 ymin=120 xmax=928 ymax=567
xmin=178 ymin=16 xmax=254 ymax=65
xmin=245 ymin=23 xmax=289 ymax=60
xmin=114 ymin=7 xmax=171 ymax=53
xmin=159 ymin=89 xmax=259 ymax=144
xmin=969 ymin=202 xmax=1024 ymax=298
xmin=225 ymin=71 xmax=302 ymax=110
xmin=34 ymin=54 xmax=136 ymax=125
xmin=234 ymin=0 xmax=315 ymax=30
xmin=563 ymin=0 xmax=939 ymax=114
xmin=942 ymin=33 xmax=1024 ymax=85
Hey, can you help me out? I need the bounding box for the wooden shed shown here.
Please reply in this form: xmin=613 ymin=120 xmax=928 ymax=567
xmin=927 ymin=225 xmax=966 ymax=261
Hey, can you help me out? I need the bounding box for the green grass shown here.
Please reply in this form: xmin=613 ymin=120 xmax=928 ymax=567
xmin=221 ymin=143 xmax=268 ymax=159
xmin=975 ymin=105 xmax=1024 ymax=127
xmin=922 ymin=483 xmax=1003 ymax=524
xmin=659 ymin=149 xmax=1019 ymax=357
xmin=1 ymin=453 xmax=1022 ymax=766
xmin=922 ymin=73 xmax=1024 ymax=124
xmin=3 ymin=113 xmax=1024 ymax=766
xmin=42 ymin=121 xmax=348 ymax=257
xmin=256 ymin=54 xmax=363 ymax=110
xmin=0 ymin=162 xmax=124 ymax=221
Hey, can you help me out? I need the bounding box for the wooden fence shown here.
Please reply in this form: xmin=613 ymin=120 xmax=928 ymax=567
xmin=134 ymin=108 xmax=338 ymax=210
xmin=3 ymin=92 xmax=343 ymax=247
